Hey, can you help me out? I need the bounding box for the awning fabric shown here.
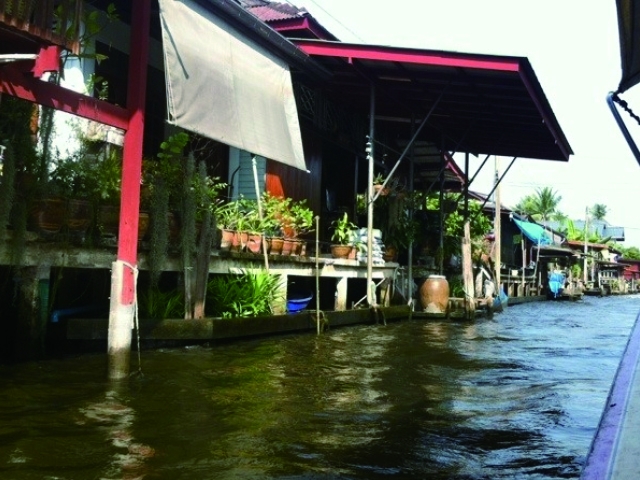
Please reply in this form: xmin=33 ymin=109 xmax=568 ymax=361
xmin=616 ymin=0 xmax=640 ymax=93
xmin=513 ymin=218 xmax=552 ymax=246
xmin=158 ymin=0 xmax=307 ymax=171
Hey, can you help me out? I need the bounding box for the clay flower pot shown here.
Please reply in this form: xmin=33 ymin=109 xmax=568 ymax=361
xmin=331 ymin=244 xmax=353 ymax=259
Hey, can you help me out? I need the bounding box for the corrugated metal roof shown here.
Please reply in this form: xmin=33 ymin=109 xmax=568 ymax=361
xmin=247 ymin=3 xmax=306 ymax=22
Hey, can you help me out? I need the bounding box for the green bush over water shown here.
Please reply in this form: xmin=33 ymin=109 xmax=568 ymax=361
xmin=206 ymin=270 xmax=283 ymax=318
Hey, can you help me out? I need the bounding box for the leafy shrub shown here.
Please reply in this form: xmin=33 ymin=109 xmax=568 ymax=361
xmin=206 ymin=270 xmax=283 ymax=318
xmin=139 ymin=287 xmax=184 ymax=320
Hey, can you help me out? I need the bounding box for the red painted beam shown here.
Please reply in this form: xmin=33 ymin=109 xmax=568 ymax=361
xmin=32 ymin=45 xmax=62 ymax=78
xmin=0 ymin=62 xmax=130 ymax=130
xmin=116 ymin=0 xmax=151 ymax=305
xmin=295 ymin=40 xmax=522 ymax=72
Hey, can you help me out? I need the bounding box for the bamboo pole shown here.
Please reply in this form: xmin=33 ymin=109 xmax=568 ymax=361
xmin=252 ymin=156 xmax=269 ymax=272
xmin=583 ymin=207 xmax=588 ymax=284
xmin=462 ymin=221 xmax=475 ymax=319
xmin=494 ymin=157 xmax=501 ymax=295
xmin=315 ymin=215 xmax=321 ymax=335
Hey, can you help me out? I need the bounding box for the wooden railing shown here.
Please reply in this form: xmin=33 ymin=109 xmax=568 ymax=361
xmin=0 ymin=0 xmax=82 ymax=53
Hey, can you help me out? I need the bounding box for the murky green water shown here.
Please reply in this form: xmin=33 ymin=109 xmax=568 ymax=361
xmin=1 ymin=296 xmax=639 ymax=479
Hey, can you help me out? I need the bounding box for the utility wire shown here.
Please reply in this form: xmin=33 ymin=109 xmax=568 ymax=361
xmin=283 ymin=0 xmax=367 ymax=42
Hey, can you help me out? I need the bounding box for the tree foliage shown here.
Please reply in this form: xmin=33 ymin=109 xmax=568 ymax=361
xmin=590 ymin=203 xmax=608 ymax=220
xmin=515 ymin=187 xmax=562 ymax=222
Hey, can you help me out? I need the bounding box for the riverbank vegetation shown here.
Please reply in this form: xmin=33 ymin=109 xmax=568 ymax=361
xmin=513 ymin=187 xmax=640 ymax=259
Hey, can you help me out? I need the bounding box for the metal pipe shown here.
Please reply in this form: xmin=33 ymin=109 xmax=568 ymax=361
xmin=367 ymin=84 xmax=376 ymax=306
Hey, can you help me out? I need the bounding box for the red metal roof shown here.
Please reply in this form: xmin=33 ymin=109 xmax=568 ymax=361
xmin=293 ymin=39 xmax=573 ymax=163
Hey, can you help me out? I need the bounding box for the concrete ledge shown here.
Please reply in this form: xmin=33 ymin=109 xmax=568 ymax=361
xmin=66 ymin=305 xmax=412 ymax=341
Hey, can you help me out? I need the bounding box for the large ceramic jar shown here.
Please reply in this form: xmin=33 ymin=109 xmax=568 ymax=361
xmin=419 ymin=274 xmax=449 ymax=314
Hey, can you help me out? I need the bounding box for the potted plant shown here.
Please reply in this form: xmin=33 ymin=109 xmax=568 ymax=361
xmin=216 ymin=200 xmax=238 ymax=251
xmin=49 ymin=153 xmax=95 ymax=243
xmin=261 ymin=192 xmax=287 ymax=255
xmin=289 ymin=199 xmax=315 ymax=256
xmin=373 ymin=172 xmax=389 ymax=196
xmin=330 ymin=212 xmax=357 ymax=259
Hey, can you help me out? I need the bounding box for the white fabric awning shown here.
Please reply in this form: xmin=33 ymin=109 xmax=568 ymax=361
xmin=158 ymin=0 xmax=307 ymax=171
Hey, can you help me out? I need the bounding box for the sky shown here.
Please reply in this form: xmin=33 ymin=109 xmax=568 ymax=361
xmin=289 ymin=0 xmax=640 ymax=247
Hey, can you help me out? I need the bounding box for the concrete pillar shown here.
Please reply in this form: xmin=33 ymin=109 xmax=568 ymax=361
xmin=335 ymin=276 xmax=348 ymax=311
xmin=107 ymin=261 xmax=133 ymax=380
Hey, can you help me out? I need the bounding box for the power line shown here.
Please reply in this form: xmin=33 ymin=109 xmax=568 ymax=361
xmin=287 ymin=0 xmax=367 ymax=42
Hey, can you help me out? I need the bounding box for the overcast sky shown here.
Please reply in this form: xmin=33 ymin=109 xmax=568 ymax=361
xmin=290 ymin=0 xmax=640 ymax=247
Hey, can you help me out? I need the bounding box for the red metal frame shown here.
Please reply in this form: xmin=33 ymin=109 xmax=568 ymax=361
xmin=295 ymin=40 xmax=522 ymax=72
xmin=117 ymin=0 xmax=150 ymax=304
xmin=0 ymin=62 xmax=130 ymax=130
xmin=0 ymin=1 xmax=151 ymax=307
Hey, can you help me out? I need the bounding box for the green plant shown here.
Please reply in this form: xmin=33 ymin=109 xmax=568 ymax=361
xmin=261 ymin=192 xmax=286 ymax=237
xmin=290 ymin=199 xmax=315 ymax=237
xmin=385 ymin=209 xmax=419 ymax=250
xmin=139 ymin=286 xmax=185 ymax=320
xmin=193 ymin=170 xmax=226 ymax=222
xmin=0 ymin=144 xmax=16 ymax=231
xmin=331 ymin=212 xmax=357 ymax=245
xmin=89 ymin=147 xmax=122 ymax=205
xmin=373 ymin=173 xmax=385 ymax=184
xmin=206 ymin=270 xmax=283 ymax=318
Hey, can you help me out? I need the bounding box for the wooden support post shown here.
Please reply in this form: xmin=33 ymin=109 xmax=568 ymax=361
xmin=272 ymin=273 xmax=288 ymax=315
xmin=107 ymin=0 xmax=150 ymax=380
xmin=380 ymin=278 xmax=392 ymax=307
xmin=15 ymin=265 xmax=51 ymax=361
xmin=335 ymin=276 xmax=348 ymax=311
xmin=462 ymin=221 xmax=475 ymax=319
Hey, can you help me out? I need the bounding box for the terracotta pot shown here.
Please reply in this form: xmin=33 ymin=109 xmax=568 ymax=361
xmin=269 ymin=237 xmax=284 ymax=255
xmin=29 ymin=197 xmax=66 ymax=236
xmin=373 ymin=184 xmax=389 ymax=196
xmin=383 ymin=245 xmax=398 ymax=262
xmin=291 ymin=238 xmax=303 ymax=256
xmin=419 ymin=275 xmax=449 ymax=314
xmin=220 ymin=228 xmax=234 ymax=251
xmin=231 ymin=231 xmax=248 ymax=252
xmin=246 ymin=233 xmax=263 ymax=254
xmin=65 ymin=198 xmax=93 ymax=233
xmin=282 ymin=238 xmax=295 ymax=256
xmin=97 ymin=204 xmax=119 ymax=238
xmin=331 ymin=244 xmax=353 ymax=259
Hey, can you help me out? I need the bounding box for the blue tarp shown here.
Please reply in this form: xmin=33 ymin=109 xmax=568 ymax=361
xmin=548 ymin=272 xmax=566 ymax=298
xmin=513 ymin=218 xmax=552 ymax=245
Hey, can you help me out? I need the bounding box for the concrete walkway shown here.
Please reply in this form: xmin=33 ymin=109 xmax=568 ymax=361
xmin=581 ymin=311 xmax=640 ymax=479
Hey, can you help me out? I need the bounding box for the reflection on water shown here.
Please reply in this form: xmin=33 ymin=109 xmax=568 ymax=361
xmin=79 ymin=389 xmax=155 ymax=479
xmin=0 ymin=296 xmax=639 ymax=479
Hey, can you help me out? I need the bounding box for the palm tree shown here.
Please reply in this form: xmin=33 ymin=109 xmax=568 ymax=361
xmin=532 ymin=187 xmax=562 ymax=222
xmin=513 ymin=194 xmax=537 ymax=218
xmin=591 ymin=203 xmax=607 ymax=221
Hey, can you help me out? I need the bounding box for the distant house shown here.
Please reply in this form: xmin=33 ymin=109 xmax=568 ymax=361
xmin=543 ymin=219 xmax=625 ymax=243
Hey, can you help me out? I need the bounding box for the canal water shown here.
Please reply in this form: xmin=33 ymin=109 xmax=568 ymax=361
xmin=1 ymin=296 xmax=639 ymax=479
